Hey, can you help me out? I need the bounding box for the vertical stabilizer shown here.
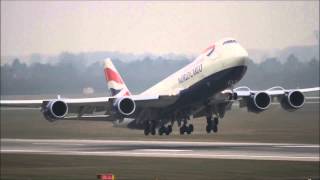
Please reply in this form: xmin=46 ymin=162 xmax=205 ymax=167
xmin=104 ymin=58 xmax=131 ymax=97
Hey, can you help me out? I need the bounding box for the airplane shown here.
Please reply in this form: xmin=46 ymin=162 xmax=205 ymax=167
xmin=1 ymin=37 xmax=319 ymax=136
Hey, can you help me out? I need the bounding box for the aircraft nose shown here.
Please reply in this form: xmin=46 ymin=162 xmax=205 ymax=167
xmin=236 ymin=56 xmax=249 ymax=66
xmin=233 ymin=47 xmax=249 ymax=66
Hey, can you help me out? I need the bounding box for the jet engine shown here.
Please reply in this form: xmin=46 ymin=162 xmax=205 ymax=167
xmin=280 ymin=90 xmax=305 ymax=111
xmin=42 ymin=100 xmax=68 ymax=121
xmin=247 ymin=92 xmax=271 ymax=113
xmin=113 ymin=97 xmax=136 ymax=116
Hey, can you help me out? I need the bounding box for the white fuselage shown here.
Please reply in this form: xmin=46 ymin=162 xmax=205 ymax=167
xmin=141 ymin=38 xmax=249 ymax=96
xmin=114 ymin=38 xmax=249 ymax=128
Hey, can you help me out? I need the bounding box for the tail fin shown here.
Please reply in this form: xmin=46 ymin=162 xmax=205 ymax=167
xmin=104 ymin=58 xmax=131 ymax=97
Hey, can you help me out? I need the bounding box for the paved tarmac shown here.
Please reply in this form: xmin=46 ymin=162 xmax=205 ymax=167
xmin=1 ymin=139 xmax=319 ymax=162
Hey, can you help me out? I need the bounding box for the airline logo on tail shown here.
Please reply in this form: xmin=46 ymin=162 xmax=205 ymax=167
xmin=104 ymin=58 xmax=131 ymax=97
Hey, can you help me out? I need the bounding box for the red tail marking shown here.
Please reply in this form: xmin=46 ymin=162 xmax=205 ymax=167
xmin=104 ymin=68 xmax=123 ymax=84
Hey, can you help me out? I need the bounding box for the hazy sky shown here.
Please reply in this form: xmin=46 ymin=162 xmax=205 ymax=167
xmin=1 ymin=1 xmax=319 ymax=56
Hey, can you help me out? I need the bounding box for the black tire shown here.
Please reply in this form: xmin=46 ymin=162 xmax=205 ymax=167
xmin=189 ymin=124 xmax=194 ymax=132
xmin=151 ymin=123 xmax=156 ymax=135
xmin=212 ymin=124 xmax=218 ymax=133
xmin=144 ymin=122 xmax=150 ymax=136
xmin=151 ymin=128 xmax=156 ymax=135
xmin=144 ymin=129 xmax=149 ymax=136
xmin=214 ymin=117 xmax=219 ymax=125
xmin=206 ymin=125 xmax=211 ymax=133
xmin=206 ymin=116 xmax=212 ymax=124
xmin=165 ymin=128 xmax=170 ymax=135
xmin=158 ymin=128 xmax=163 ymax=136
xmin=186 ymin=128 xmax=192 ymax=135
xmin=151 ymin=130 xmax=156 ymax=135
xmin=180 ymin=126 xmax=185 ymax=135
xmin=168 ymin=125 xmax=172 ymax=133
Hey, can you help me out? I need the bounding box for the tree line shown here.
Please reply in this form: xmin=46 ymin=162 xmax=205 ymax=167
xmin=1 ymin=54 xmax=319 ymax=95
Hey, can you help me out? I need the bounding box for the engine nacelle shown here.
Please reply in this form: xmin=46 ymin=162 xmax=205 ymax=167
xmin=281 ymin=90 xmax=305 ymax=111
xmin=113 ymin=97 xmax=136 ymax=116
xmin=42 ymin=100 xmax=68 ymax=121
xmin=247 ymin=92 xmax=271 ymax=113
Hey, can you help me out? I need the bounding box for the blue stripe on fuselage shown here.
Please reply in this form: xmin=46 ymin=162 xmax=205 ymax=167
xmin=175 ymin=65 xmax=247 ymax=108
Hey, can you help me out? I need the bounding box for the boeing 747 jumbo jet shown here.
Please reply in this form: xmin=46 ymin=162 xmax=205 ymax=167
xmin=1 ymin=38 xmax=319 ymax=135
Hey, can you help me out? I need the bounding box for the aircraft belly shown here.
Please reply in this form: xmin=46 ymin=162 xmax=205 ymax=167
xmin=177 ymin=65 xmax=247 ymax=106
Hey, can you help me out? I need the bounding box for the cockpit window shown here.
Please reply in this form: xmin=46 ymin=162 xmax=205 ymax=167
xmin=223 ymin=39 xmax=237 ymax=45
xmin=207 ymin=46 xmax=215 ymax=56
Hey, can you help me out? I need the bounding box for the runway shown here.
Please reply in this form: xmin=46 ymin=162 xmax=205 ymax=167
xmin=1 ymin=139 xmax=319 ymax=162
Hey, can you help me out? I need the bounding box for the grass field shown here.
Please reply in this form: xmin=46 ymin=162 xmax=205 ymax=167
xmin=1 ymin=154 xmax=319 ymax=180
xmin=1 ymin=103 xmax=319 ymax=143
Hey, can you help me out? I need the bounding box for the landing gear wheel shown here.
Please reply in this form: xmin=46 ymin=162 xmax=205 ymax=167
xmin=212 ymin=124 xmax=218 ymax=133
xmin=213 ymin=117 xmax=218 ymax=133
xmin=165 ymin=130 xmax=170 ymax=135
xmin=205 ymin=116 xmax=219 ymax=134
xmin=168 ymin=125 xmax=172 ymax=133
xmin=165 ymin=129 xmax=170 ymax=135
xmin=144 ymin=129 xmax=149 ymax=136
xmin=150 ymin=123 xmax=156 ymax=135
xmin=151 ymin=129 xmax=156 ymax=135
xmin=165 ymin=125 xmax=172 ymax=135
xmin=186 ymin=124 xmax=193 ymax=135
xmin=188 ymin=124 xmax=194 ymax=132
xmin=180 ymin=125 xmax=186 ymax=135
xmin=144 ymin=122 xmax=150 ymax=136
xmin=206 ymin=125 xmax=211 ymax=133
xmin=158 ymin=127 xmax=164 ymax=136
xmin=214 ymin=117 xmax=219 ymax=125
xmin=206 ymin=118 xmax=212 ymax=133
xmin=186 ymin=128 xmax=192 ymax=135
xmin=206 ymin=116 xmax=212 ymax=124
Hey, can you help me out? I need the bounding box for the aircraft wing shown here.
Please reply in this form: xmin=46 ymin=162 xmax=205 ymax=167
xmin=0 ymin=97 xmax=111 ymax=113
xmin=193 ymin=86 xmax=319 ymax=119
xmin=230 ymin=86 xmax=320 ymax=112
xmin=0 ymin=95 xmax=179 ymax=119
xmin=233 ymin=86 xmax=320 ymax=97
xmin=0 ymin=99 xmax=44 ymax=108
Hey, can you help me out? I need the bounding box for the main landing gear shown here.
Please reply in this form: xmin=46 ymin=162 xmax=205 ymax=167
xmin=144 ymin=121 xmax=173 ymax=136
xmin=144 ymin=121 xmax=156 ymax=136
xmin=178 ymin=117 xmax=194 ymax=135
xmin=206 ymin=115 xmax=218 ymax=133
xmin=144 ymin=120 xmax=194 ymax=136
xmin=158 ymin=125 xmax=172 ymax=136
xmin=179 ymin=123 xmax=194 ymax=135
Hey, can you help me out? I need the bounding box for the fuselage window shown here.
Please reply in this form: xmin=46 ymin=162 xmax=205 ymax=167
xmin=223 ymin=40 xmax=237 ymax=45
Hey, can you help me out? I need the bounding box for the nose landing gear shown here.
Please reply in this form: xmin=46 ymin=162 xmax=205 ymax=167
xmin=206 ymin=115 xmax=219 ymax=133
xmin=144 ymin=121 xmax=173 ymax=136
